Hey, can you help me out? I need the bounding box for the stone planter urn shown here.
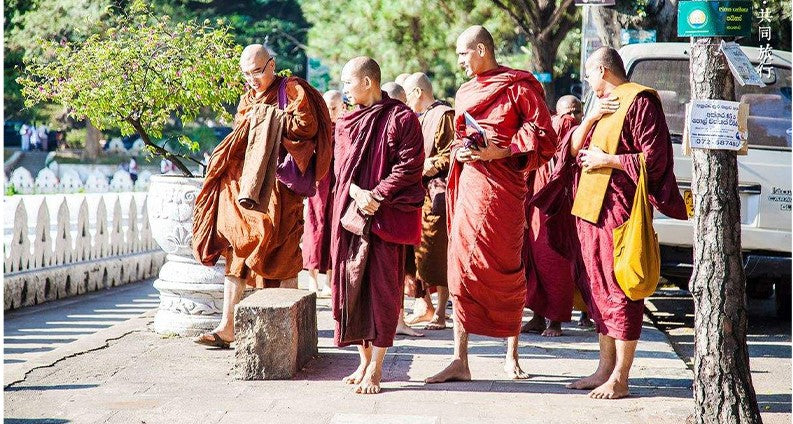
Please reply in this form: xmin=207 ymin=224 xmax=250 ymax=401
xmin=147 ymin=175 xmax=225 ymax=336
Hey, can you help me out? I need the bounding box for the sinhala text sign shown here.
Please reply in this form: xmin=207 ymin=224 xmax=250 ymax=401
xmin=678 ymin=1 xmax=752 ymax=37
xmin=687 ymin=99 xmax=748 ymax=151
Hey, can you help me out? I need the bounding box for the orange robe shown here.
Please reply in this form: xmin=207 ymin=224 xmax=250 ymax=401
xmin=193 ymin=76 xmax=332 ymax=287
xmin=447 ymin=67 xmax=557 ymax=337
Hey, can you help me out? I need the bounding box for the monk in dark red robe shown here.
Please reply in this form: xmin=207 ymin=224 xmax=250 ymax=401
xmin=425 ymin=26 xmax=557 ymax=384
xmin=566 ymin=47 xmax=686 ymax=399
xmin=303 ymin=90 xmax=345 ymax=297
xmin=331 ymin=57 xmax=424 ymax=394
xmin=522 ymin=95 xmax=584 ymax=337
xmin=192 ymin=44 xmax=332 ymax=348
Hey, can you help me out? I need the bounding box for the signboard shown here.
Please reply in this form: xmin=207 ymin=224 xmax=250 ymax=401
xmin=306 ymin=57 xmax=331 ymax=92
xmin=532 ymin=72 xmax=552 ymax=83
xmin=721 ymin=41 xmax=765 ymax=87
xmin=677 ymin=1 xmax=752 ymax=37
xmin=684 ymin=99 xmax=748 ymax=152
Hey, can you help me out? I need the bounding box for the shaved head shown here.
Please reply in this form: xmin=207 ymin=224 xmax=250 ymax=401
xmin=341 ymin=56 xmax=383 ymax=107
xmin=556 ymin=95 xmax=581 ymax=114
xmin=382 ymin=82 xmax=407 ymax=103
xmin=342 ymin=56 xmax=381 ymax=86
xmin=240 ymin=44 xmax=276 ymax=93
xmin=323 ymin=90 xmax=344 ymax=123
xmin=323 ymin=89 xmax=343 ymax=103
xmin=240 ymin=44 xmax=271 ymax=67
xmin=587 ymin=47 xmax=627 ymax=80
xmin=403 ymin=72 xmax=433 ymax=97
xmin=456 ymin=25 xmax=495 ymax=53
xmin=395 ymin=73 xmax=411 ymax=85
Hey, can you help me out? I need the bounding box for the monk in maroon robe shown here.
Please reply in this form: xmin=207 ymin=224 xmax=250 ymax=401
xmin=303 ymin=90 xmax=345 ymax=296
xmin=522 ymin=95 xmax=584 ymax=337
xmin=425 ymin=26 xmax=557 ymax=384
xmin=566 ymin=47 xmax=686 ymax=399
xmin=331 ymin=57 xmax=424 ymax=394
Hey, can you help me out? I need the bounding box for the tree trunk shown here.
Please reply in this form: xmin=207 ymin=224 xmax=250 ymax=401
xmin=688 ymin=37 xmax=762 ymax=424
xmin=127 ymin=118 xmax=194 ymax=177
xmin=528 ymin=40 xmax=557 ymax=106
xmin=590 ymin=0 xmax=680 ymax=48
xmin=83 ymin=120 xmax=102 ymax=160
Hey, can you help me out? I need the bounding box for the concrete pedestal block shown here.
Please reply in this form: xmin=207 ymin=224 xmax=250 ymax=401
xmin=233 ymin=288 xmax=317 ymax=380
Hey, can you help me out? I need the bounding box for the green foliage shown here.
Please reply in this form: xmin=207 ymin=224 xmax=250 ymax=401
xmin=65 ymin=128 xmax=87 ymax=149
xmin=17 ymin=0 xmax=245 ymax=176
xmin=5 ymin=183 xmax=18 ymax=197
xmin=303 ymin=0 xmax=519 ymax=99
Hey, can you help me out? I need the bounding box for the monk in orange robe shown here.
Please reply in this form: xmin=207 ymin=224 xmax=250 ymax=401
xmin=192 ymin=44 xmax=332 ymax=348
xmin=331 ymin=57 xmax=424 ymax=394
xmin=425 ymin=26 xmax=557 ymax=384
xmin=522 ymin=95 xmax=586 ymax=337
xmin=566 ymin=47 xmax=686 ymax=399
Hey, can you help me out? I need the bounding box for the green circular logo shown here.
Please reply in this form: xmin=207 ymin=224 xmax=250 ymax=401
xmin=688 ymin=9 xmax=708 ymax=29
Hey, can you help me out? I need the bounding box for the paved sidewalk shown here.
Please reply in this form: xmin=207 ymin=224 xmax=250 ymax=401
xmin=5 ymin=277 xmax=694 ymax=424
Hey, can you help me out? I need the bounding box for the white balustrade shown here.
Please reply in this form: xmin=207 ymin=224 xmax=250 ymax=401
xmin=3 ymin=192 xmax=166 ymax=310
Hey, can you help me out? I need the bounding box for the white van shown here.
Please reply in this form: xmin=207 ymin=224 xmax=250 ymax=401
xmin=583 ymin=43 xmax=791 ymax=316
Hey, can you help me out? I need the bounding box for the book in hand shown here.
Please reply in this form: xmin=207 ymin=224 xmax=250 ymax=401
xmin=463 ymin=111 xmax=488 ymax=149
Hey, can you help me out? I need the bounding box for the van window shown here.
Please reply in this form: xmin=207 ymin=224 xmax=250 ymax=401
xmin=627 ymin=59 xmax=792 ymax=150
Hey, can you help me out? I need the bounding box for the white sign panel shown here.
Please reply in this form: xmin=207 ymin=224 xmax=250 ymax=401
xmin=687 ymin=99 xmax=748 ymax=151
xmin=721 ymin=41 xmax=765 ymax=87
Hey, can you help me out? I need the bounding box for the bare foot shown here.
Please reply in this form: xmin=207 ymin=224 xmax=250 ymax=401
xmin=588 ymin=378 xmax=630 ymax=399
xmin=396 ymin=321 xmax=424 ymax=337
xmin=521 ymin=315 xmax=546 ymax=334
xmin=343 ymin=363 xmax=368 ymax=385
xmin=425 ymin=359 xmax=471 ymax=383
xmin=424 ymin=315 xmax=447 ymax=330
xmin=405 ymin=307 xmax=435 ymax=325
xmin=504 ymin=357 xmax=530 ymax=379
xmin=566 ymin=372 xmax=610 ymax=390
xmin=355 ymin=363 xmax=382 ymax=394
xmin=541 ymin=321 xmax=563 ymax=337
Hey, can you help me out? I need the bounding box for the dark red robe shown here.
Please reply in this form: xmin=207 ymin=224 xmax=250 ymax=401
xmin=331 ymin=93 xmax=424 ymax=348
xmin=523 ymin=113 xmax=580 ymax=322
xmin=303 ymin=124 xmax=336 ymax=273
xmin=574 ymin=92 xmax=686 ymax=341
xmin=447 ymin=67 xmax=557 ymax=338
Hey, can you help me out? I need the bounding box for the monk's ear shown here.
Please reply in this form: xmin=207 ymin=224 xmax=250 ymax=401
xmin=476 ymin=43 xmax=486 ymax=57
xmin=363 ymin=75 xmax=372 ymax=90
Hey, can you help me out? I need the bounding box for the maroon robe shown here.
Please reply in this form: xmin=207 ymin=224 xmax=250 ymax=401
xmin=574 ymin=92 xmax=686 ymax=341
xmin=303 ymin=124 xmax=336 ymax=273
xmin=447 ymin=67 xmax=557 ymax=337
xmin=523 ymin=113 xmax=580 ymax=322
xmin=331 ymin=93 xmax=424 ymax=348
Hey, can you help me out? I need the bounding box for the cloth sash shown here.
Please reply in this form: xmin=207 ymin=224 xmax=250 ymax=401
xmin=571 ymin=82 xmax=657 ymax=223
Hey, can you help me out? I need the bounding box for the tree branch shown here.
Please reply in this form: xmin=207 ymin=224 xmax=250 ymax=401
xmin=126 ymin=117 xmax=194 ymax=177
xmin=538 ymin=0 xmax=576 ymax=41
xmin=492 ymin=0 xmax=533 ymax=36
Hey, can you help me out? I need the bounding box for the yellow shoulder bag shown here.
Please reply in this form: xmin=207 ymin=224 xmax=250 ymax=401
xmin=612 ymin=154 xmax=661 ymax=301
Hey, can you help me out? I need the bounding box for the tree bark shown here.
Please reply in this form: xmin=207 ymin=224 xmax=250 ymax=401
xmin=83 ymin=120 xmax=102 ymax=161
xmin=688 ymin=37 xmax=762 ymax=424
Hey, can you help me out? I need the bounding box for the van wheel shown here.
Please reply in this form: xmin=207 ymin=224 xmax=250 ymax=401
xmin=775 ymin=280 xmax=791 ymax=319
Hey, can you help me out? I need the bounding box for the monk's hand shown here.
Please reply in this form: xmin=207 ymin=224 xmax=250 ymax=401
xmin=470 ymin=143 xmax=510 ymax=162
xmin=423 ymin=158 xmax=439 ymax=177
xmin=350 ymin=184 xmax=381 ymax=215
xmin=578 ymin=146 xmax=609 ymax=172
xmin=455 ymin=147 xmax=477 ymax=163
xmin=238 ymin=198 xmax=256 ymax=209
xmin=590 ymin=96 xmax=620 ymax=121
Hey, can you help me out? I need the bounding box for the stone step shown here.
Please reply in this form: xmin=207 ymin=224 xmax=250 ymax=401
xmin=233 ymin=288 xmax=318 ymax=380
